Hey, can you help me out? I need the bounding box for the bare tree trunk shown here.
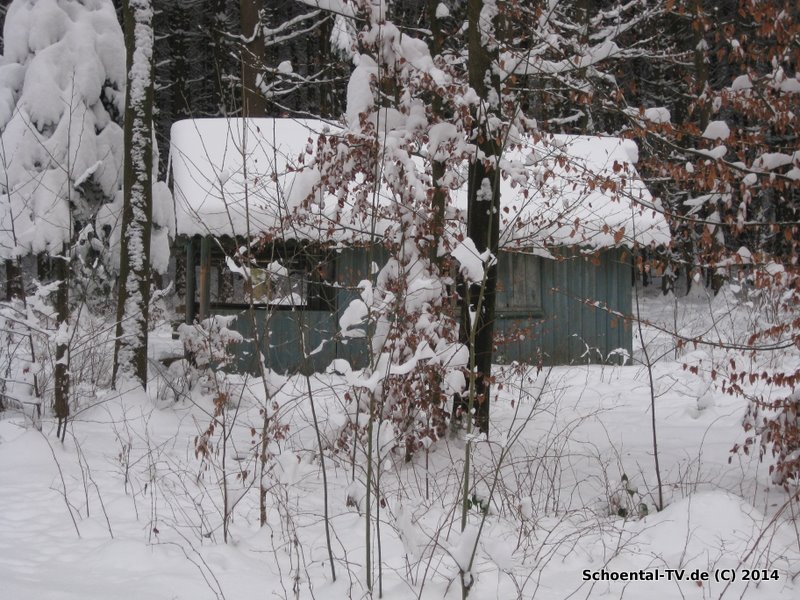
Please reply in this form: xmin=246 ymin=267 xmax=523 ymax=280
xmin=4 ymin=259 xmax=23 ymax=301
xmin=113 ymin=0 xmax=155 ymax=388
xmin=240 ymin=0 xmax=267 ymax=117
xmin=463 ymin=0 xmax=501 ymax=435
xmin=428 ymin=0 xmax=447 ymax=266
xmin=54 ymin=243 xmax=69 ymax=441
xmin=691 ymin=0 xmax=710 ymax=129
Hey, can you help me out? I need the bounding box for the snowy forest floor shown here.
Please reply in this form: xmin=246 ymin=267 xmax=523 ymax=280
xmin=1 ymin=288 xmax=799 ymax=600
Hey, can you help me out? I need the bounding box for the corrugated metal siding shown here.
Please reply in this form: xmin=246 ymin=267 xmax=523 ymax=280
xmin=493 ymin=247 xmax=632 ymax=365
xmin=215 ymin=308 xmax=337 ymax=375
xmin=333 ymin=246 xmax=387 ymax=370
xmin=211 ymin=246 xmax=633 ymax=373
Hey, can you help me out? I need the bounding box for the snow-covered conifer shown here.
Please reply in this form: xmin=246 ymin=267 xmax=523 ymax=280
xmin=0 ymin=0 xmax=125 ymax=266
xmin=0 ymin=0 xmax=125 ymax=438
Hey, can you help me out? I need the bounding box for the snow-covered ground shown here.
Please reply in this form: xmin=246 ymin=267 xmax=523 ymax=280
xmin=1 ymin=289 xmax=798 ymax=600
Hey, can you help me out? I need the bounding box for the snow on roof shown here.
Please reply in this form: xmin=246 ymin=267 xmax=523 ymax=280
xmin=170 ymin=118 xmax=670 ymax=249
xmin=170 ymin=118 xmax=327 ymax=240
xmin=496 ymin=134 xmax=669 ymax=249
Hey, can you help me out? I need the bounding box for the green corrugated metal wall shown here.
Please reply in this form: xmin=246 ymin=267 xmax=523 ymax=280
xmin=494 ymin=247 xmax=632 ymax=365
xmin=218 ymin=309 xmax=338 ymax=374
xmin=332 ymin=246 xmax=387 ymax=370
xmin=212 ymin=246 xmax=633 ymax=374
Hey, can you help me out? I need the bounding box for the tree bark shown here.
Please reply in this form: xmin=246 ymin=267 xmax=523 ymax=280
xmin=463 ymin=0 xmax=501 ymax=435
xmin=54 ymin=243 xmax=69 ymax=441
xmin=240 ymin=0 xmax=267 ymax=117
xmin=113 ymin=0 xmax=155 ymax=388
xmin=428 ymin=0 xmax=447 ymax=266
xmin=4 ymin=259 xmax=23 ymax=301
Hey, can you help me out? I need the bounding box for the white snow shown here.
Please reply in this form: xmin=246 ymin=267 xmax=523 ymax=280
xmin=170 ymin=118 xmax=337 ymax=239
xmin=622 ymin=138 xmax=639 ymax=163
xmin=1 ymin=293 xmax=798 ymax=600
xmin=2 ymin=3 xmax=800 ymax=598
xmin=0 ymin=0 xmax=125 ymax=259
xmin=702 ymin=120 xmax=731 ymax=141
xmin=340 ymin=296 xmax=369 ymax=338
xmin=170 ymin=118 xmax=670 ymax=250
xmin=149 ymin=181 xmax=176 ymax=275
xmin=754 ymin=152 xmax=793 ymax=171
xmin=779 ymin=77 xmax=800 ymax=93
xmin=452 ymin=237 xmax=485 ymax=283
xmin=624 ymin=106 xmax=671 ymax=125
xmin=645 ymin=107 xmax=671 ymax=124
xmin=507 ymin=39 xmax=621 ymax=76
xmin=730 ymin=74 xmax=753 ymax=91
xmin=696 ymin=145 xmax=727 ymax=160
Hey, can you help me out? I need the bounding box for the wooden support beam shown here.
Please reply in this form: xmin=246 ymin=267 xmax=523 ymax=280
xmin=185 ymin=237 xmax=196 ymax=324
xmin=198 ymin=236 xmax=212 ymax=321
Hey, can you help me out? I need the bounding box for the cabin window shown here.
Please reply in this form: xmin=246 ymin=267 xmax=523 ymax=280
xmin=202 ymin=241 xmax=335 ymax=311
xmin=496 ymin=251 xmax=543 ymax=316
xmin=249 ymin=264 xmax=307 ymax=307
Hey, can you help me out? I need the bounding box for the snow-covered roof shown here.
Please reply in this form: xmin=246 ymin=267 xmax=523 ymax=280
xmin=170 ymin=118 xmax=327 ymax=241
xmin=496 ymin=134 xmax=669 ymax=250
xmin=170 ymin=118 xmax=669 ymax=249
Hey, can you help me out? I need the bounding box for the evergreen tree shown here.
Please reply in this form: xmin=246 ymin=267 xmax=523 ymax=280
xmin=0 ymin=0 xmax=126 ymax=438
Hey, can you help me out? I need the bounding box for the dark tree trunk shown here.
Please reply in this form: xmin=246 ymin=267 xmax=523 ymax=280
xmin=4 ymin=259 xmax=23 ymax=300
xmin=427 ymin=0 xmax=447 ymax=267
xmin=240 ymin=0 xmax=267 ymax=117
xmin=37 ymin=253 xmax=51 ymax=283
xmin=462 ymin=0 xmax=501 ymax=435
xmin=54 ymin=243 xmax=69 ymax=441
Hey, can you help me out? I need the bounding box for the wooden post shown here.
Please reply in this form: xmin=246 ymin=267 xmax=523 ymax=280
xmin=219 ymin=263 xmax=234 ymax=301
xmin=185 ymin=237 xmax=196 ymax=324
xmin=240 ymin=0 xmax=267 ymax=117
xmin=198 ymin=236 xmax=212 ymax=320
xmin=174 ymin=240 xmax=186 ymax=305
xmin=4 ymin=259 xmax=23 ymax=300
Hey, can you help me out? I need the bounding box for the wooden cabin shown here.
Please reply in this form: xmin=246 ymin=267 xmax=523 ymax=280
xmin=169 ymin=118 xmax=669 ymax=373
